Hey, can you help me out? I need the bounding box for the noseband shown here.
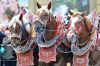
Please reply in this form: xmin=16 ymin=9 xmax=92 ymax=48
xmin=69 ymin=15 xmax=97 ymax=55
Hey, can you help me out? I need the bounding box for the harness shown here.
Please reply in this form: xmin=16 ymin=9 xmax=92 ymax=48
xmin=11 ymin=22 xmax=34 ymax=53
xmin=70 ymin=15 xmax=99 ymax=66
xmin=71 ymin=21 xmax=98 ymax=56
xmin=35 ymin=14 xmax=66 ymax=47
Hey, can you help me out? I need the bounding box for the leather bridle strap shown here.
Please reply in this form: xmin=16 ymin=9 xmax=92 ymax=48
xmin=83 ymin=18 xmax=91 ymax=34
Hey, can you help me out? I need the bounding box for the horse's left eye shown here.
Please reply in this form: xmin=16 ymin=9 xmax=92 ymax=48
xmin=76 ymin=21 xmax=81 ymax=25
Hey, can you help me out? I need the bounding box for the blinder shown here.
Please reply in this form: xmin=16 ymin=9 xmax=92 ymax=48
xmin=34 ymin=20 xmax=44 ymax=33
xmin=10 ymin=21 xmax=31 ymax=47
xmin=21 ymin=22 xmax=30 ymax=41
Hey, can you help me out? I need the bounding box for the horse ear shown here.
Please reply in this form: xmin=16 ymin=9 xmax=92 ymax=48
xmin=47 ymin=1 xmax=51 ymax=10
xmin=19 ymin=13 xmax=23 ymax=21
xmin=68 ymin=9 xmax=73 ymax=15
xmin=37 ymin=2 xmax=41 ymax=9
xmin=55 ymin=16 xmax=56 ymax=19
xmin=81 ymin=12 xmax=86 ymax=17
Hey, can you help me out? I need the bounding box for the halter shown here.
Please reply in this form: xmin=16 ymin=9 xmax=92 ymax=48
xmin=11 ymin=21 xmax=34 ymax=53
xmin=67 ymin=15 xmax=94 ymax=42
xmin=35 ymin=15 xmax=66 ymax=47
xmin=71 ymin=17 xmax=95 ymax=45
xmin=70 ymin=17 xmax=98 ymax=56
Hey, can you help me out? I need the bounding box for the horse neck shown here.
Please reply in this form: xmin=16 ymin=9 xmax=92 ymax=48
xmin=44 ymin=15 xmax=57 ymax=41
xmin=78 ymin=28 xmax=90 ymax=44
xmin=78 ymin=17 xmax=93 ymax=44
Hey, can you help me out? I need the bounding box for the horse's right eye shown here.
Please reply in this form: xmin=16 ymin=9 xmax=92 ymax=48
xmin=45 ymin=14 xmax=47 ymax=16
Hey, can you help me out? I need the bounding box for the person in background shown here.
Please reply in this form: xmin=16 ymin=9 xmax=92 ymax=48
xmin=2 ymin=29 xmax=16 ymax=66
xmin=0 ymin=24 xmax=6 ymax=44
xmin=0 ymin=24 xmax=6 ymax=66
xmin=0 ymin=0 xmax=8 ymax=65
xmin=0 ymin=0 xmax=19 ymax=66
xmin=8 ymin=0 xmax=19 ymax=15
xmin=0 ymin=0 xmax=9 ymax=25
xmin=0 ymin=24 xmax=17 ymax=66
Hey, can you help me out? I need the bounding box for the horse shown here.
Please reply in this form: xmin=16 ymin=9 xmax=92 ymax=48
xmin=34 ymin=1 xmax=73 ymax=66
xmin=8 ymin=8 xmax=39 ymax=66
xmin=66 ymin=10 xmax=100 ymax=66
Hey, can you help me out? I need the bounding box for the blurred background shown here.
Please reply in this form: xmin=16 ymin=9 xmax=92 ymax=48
xmin=29 ymin=0 xmax=100 ymax=15
xmin=0 ymin=0 xmax=100 ymax=66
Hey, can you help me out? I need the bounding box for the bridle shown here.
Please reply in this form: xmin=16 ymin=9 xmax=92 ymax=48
xmin=69 ymin=15 xmax=97 ymax=56
xmin=10 ymin=20 xmax=34 ymax=53
xmin=11 ymin=21 xmax=30 ymax=44
xmin=67 ymin=15 xmax=94 ymax=42
xmin=34 ymin=13 xmax=66 ymax=47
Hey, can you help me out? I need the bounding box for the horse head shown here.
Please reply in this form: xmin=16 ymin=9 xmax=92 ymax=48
xmin=8 ymin=8 xmax=35 ymax=53
xmin=34 ymin=2 xmax=66 ymax=47
xmin=67 ymin=10 xmax=93 ymax=43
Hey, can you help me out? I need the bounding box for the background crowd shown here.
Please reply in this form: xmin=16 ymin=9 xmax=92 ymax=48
xmin=0 ymin=0 xmax=20 ymax=66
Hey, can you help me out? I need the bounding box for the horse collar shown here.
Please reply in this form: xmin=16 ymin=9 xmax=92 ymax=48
xmin=36 ymin=21 xmax=66 ymax=47
xmin=71 ymin=28 xmax=98 ymax=56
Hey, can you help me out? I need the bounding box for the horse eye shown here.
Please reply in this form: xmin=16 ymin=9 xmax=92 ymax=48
xmin=67 ymin=16 xmax=71 ymax=20
xmin=76 ymin=21 xmax=80 ymax=23
xmin=9 ymin=28 xmax=11 ymax=32
xmin=45 ymin=14 xmax=47 ymax=16
xmin=76 ymin=21 xmax=82 ymax=26
xmin=78 ymin=21 xmax=81 ymax=24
